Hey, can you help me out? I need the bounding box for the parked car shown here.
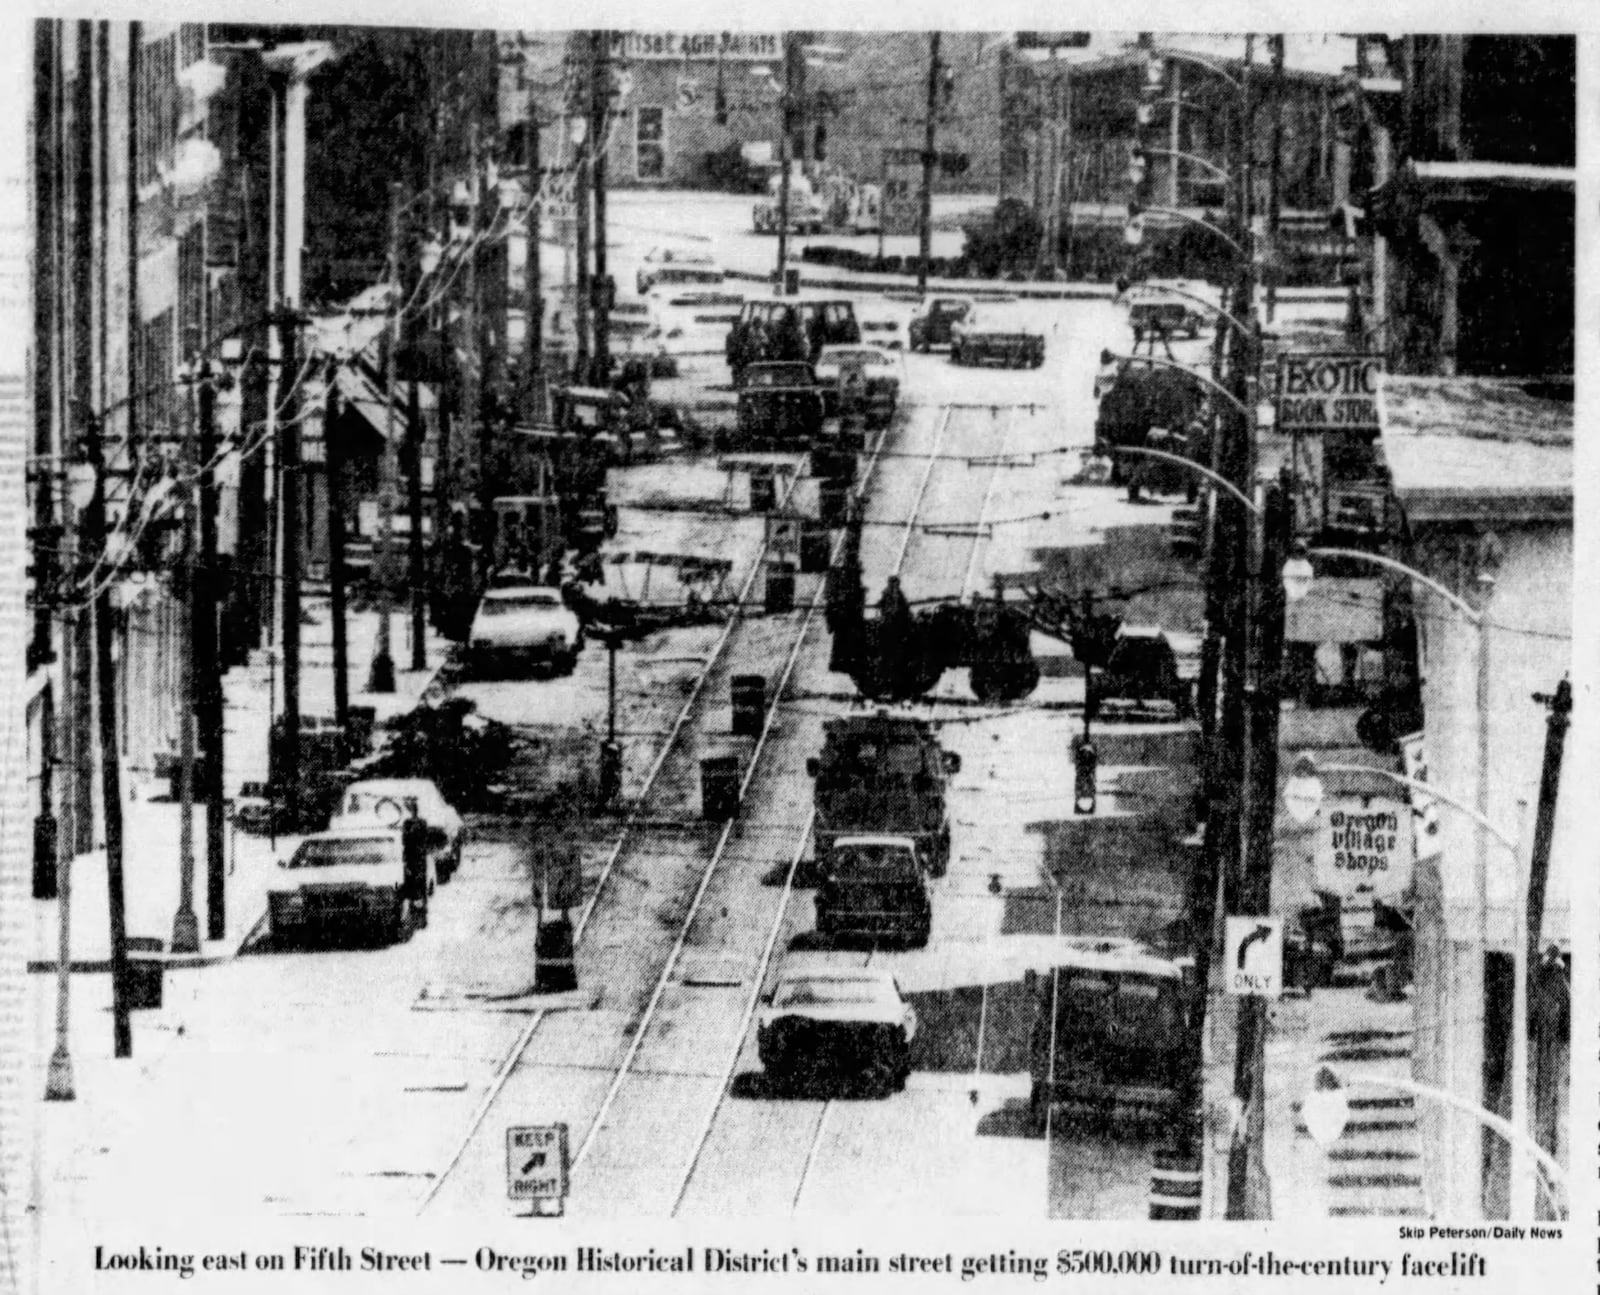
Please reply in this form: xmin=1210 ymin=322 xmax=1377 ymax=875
xmin=1128 ymin=299 xmax=1205 ymax=342
xmin=813 ymin=345 xmax=900 ymax=427
xmin=857 ymin=307 xmax=907 ymax=352
xmin=726 ymin=299 xmax=860 ymax=384
xmin=1086 ymin=625 xmax=1196 ymax=720
xmin=756 ymin=956 xmax=918 ymax=1095
xmin=266 ymin=826 xmax=430 ymax=947
xmin=732 ymin=361 xmax=826 ymax=449
xmin=329 ymin=778 xmax=465 ymax=885
xmin=814 ymin=834 xmax=933 ymax=948
xmin=465 ymin=584 xmax=584 ymax=678
xmin=636 ymin=247 xmax=724 ymax=295
xmin=907 ymin=296 xmax=975 ymax=352
xmin=950 ymin=309 xmax=1046 ymax=368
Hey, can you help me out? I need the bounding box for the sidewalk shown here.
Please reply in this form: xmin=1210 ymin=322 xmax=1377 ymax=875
xmin=31 ymin=600 xmax=454 ymax=972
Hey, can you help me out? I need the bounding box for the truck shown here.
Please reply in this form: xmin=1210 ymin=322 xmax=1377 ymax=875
xmin=1025 ymin=937 xmax=1197 ymax=1126
xmin=805 ymin=711 xmax=960 ymax=878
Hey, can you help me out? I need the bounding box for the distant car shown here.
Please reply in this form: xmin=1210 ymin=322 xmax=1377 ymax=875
xmin=329 ymin=778 xmax=465 ymax=885
xmin=756 ymin=956 xmax=918 ymax=1095
xmin=814 ymin=833 xmax=933 ymax=948
xmin=732 ymin=361 xmax=826 ymax=449
xmin=813 ymin=345 xmax=900 ymax=428
xmin=466 ymin=584 xmax=584 ymax=678
xmin=1086 ymin=626 xmax=1195 ymax=720
xmin=266 ymin=826 xmax=430 ymax=947
xmin=636 ymin=247 xmax=724 ymax=296
xmin=1128 ymin=299 xmax=1205 ymax=342
xmin=907 ymin=296 xmax=975 ymax=352
xmin=950 ymin=309 xmax=1045 ymax=369
xmin=857 ymin=309 xmax=906 ymax=352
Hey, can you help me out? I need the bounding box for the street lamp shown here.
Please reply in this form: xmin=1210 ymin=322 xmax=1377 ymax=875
xmin=1302 ymin=1064 xmax=1566 ymax=1217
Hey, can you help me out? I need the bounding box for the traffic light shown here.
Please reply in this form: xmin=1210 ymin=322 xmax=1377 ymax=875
xmin=1074 ymin=737 xmax=1098 ymax=815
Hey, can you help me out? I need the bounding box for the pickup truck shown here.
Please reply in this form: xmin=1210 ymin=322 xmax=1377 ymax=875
xmin=266 ymin=825 xmax=431 ymax=947
xmin=907 ymin=296 xmax=975 ymax=352
xmin=950 ymin=309 xmax=1046 ymax=369
xmin=732 ymin=361 xmax=826 ymax=449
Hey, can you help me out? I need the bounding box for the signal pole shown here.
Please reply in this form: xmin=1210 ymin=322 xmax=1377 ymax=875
xmin=775 ymin=33 xmax=797 ymax=292
xmin=325 ymin=376 xmax=349 ymax=734
xmin=590 ymin=30 xmax=611 ymax=382
xmin=917 ymin=33 xmax=942 ymax=294
xmin=574 ymin=54 xmax=592 ymax=381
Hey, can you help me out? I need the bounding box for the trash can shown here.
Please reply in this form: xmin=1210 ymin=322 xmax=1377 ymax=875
xmin=125 ymin=937 xmax=165 ymax=1011
xmin=749 ymin=469 xmax=777 ymax=514
xmin=783 ymin=267 xmax=801 ymax=296
xmin=799 ymin=521 xmax=832 ymax=574
xmin=764 ymin=560 xmax=796 ymax=614
xmin=818 ymin=479 xmax=851 ymax=528
xmin=345 ymin=705 xmax=377 ymax=757
xmin=32 ymin=812 xmax=58 ymax=899
xmin=731 ymin=674 xmax=767 ymax=738
xmin=1148 ymin=1147 xmax=1202 ymax=1220
xmin=597 ymin=739 xmax=623 ymax=806
xmin=701 ymin=753 xmax=741 ymax=821
xmin=535 ymin=917 xmax=578 ymax=992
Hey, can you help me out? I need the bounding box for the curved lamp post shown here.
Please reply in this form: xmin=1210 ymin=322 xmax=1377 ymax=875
xmin=1282 ymin=539 xmax=1540 ymax=1220
xmin=1302 ymin=1064 xmax=1565 ymax=1217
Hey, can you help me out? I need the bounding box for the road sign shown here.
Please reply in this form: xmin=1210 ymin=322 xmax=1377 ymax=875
xmin=1276 ymin=353 xmax=1384 ymax=435
xmin=507 ymin=1125 xmax=568 ymax=1203
xmin=1224 ymin=916 xmax=1283 ymax=998
xmin=1313 ymin=795 xmax=1414 ymax=898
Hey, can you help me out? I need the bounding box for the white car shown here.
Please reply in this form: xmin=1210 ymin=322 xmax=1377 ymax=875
xmin=755 ymin=956 xmax=918 ymax=1096
xmin=466 ymin=584 xmax=584 ymax=678
xmin=329 ymin=778 xmax=465 ymax=884
xmin=636 ymin=247 xmax=724 ymax=295
xmin=266 ymin=827 xmax=428 ymax=947
xmin=813 ymin=345 xmax=901 ymax=427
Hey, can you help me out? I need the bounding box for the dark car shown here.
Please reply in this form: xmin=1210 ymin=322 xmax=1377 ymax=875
xmin=1129 ymin=299 xmax=1205 ymax=342
xmin=814 ymin=834 xmax=933 ymax=948
xmin=1086 ymin=626 xmax=1195 ymax=719
xmin=726 ymin=300 xmax=860 ymax=384
xmin=907 ymin=296 xmax=975 ymax=352
xmin=731 ymin=361 xmax=826 ymax=449
xmin=813 ymin=345 xmax=900 ymax=428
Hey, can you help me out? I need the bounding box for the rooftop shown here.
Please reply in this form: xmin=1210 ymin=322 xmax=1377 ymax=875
xmin=1380 ymin=376 xmax=1572 ymax=525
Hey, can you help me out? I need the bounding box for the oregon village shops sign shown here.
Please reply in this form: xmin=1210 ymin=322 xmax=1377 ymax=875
xmin=1312 ymin=797 xmax=1415 ymax=898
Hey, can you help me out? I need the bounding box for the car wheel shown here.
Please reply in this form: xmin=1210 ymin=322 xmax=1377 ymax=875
xmin=390 ymin=898 xmax=414 ymax=946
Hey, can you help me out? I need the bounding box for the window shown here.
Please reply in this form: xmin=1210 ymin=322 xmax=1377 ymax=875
xmin=136 ymin=33 xmax=178 ymax=188
xmin=636 ymin=107 xmax=665 ymax=181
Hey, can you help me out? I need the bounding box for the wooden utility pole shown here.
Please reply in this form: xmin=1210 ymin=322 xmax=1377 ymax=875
xmin=574 ymin=58 xmax=592 ymax=380
xmin=775 ymin=34 xmax=795 ymax=294
xmin=407 ymin=371 xmax=427 ymax=671
xmin=1267 ymin=35 xmax=1286 ymax=322
xmin=369 ymin=183 xmax=402 ymax=693
xmin=590 ymin=30 xmax=611 ymax=382
xmin=195 ymin=361 xmax=225 ymax=941
xmin=173 ymin=370 xmax=202 ymax=955
xmin=277 ymin=312 xmax=304 ymax=825
xmin=524 ymin=99 xmax=544 ymax=422
xmin=917 ymin=33 xmax=942 ymax=294
xmin=325 ymin=376 xmax=349 ymax=735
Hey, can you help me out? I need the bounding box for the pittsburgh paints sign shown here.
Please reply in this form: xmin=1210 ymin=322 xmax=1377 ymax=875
xmin=1276 ymin=353 xmax=1384 ymax=435
xmin=612 ymin=32 xmax=782 ymax=62
xmin=1313 ymin=797 xmax=1414 ymax=897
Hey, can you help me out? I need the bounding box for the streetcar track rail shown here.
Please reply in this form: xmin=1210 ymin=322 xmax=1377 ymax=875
xmin=420 ymin=420 xmax=898 ymax=1214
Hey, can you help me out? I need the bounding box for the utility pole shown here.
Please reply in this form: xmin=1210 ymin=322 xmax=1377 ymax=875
xmin=524 ymin=98 xmax=544 ymax=422
xmin=775 ymin=34 xmax=793 ymax=295
xmin=574 ymin=53 xmax=592 ymax=381
xmin=1266 ymin=35 xmax=1286 ymax=323
xmin=172 ymin=372 xmax=202 ymax=955
xmin=84 ymin=410 xmax=132 ymax=1058
xmin=277 ymin=312 xmax=304 ymax=827
xmin=407 ymin=370 xmax=427 ymax=672
xmin=325 ymin=376 xmax=349 ymax=735
xmin=917 ymin=32 xmax=942 ymax=295
xmin=369 ymin=182 xmax=402 ymax=694
xmin=196 ymin=361 xmax=225 ymax=941
xmin=590 ymin=30 xmax=611 ymax=383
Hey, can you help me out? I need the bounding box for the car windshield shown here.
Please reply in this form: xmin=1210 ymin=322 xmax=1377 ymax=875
xmin=290 ymin=837 xmax=396 ymax=869
xmin=747 ymin=367 xmax=808 ymax=387
xmin=772 ymin=976 xmax=892 ymax=1009
xmin=483 ymin=591 xmax=561 ymax=614
xmin=833 ymin=844 xmax=919 ymax=878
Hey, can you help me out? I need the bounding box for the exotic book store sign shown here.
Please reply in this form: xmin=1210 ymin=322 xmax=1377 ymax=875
xmin=1312 ymin=796 xmax=1415 ymax=897
xmin=1276 ymin=353 xmax=1384 ymax=435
